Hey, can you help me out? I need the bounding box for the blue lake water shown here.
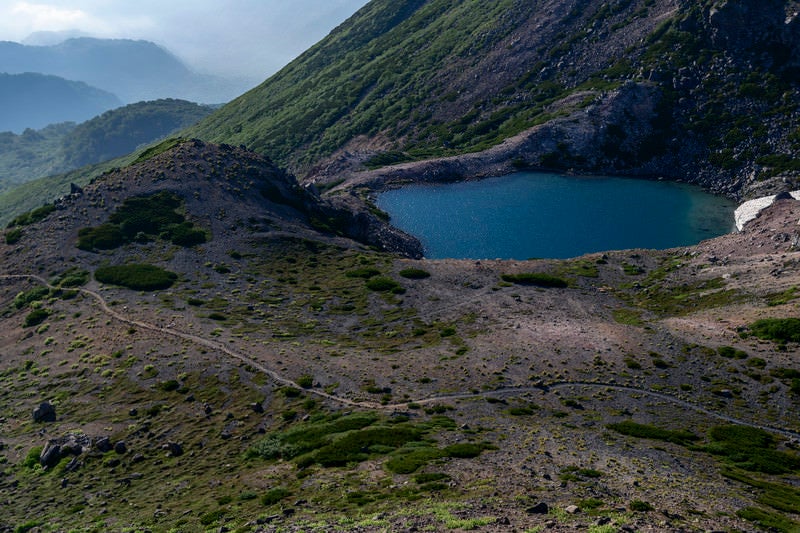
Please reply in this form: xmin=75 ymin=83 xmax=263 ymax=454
xmin=375 ymin=172 xmax=737 ymax=260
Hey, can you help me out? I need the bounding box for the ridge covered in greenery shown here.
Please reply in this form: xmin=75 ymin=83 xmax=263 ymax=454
xmin=188 ymin=0 xmax=800 ymax=195
xmin=0 ymin=99 xmax=212 ymax=194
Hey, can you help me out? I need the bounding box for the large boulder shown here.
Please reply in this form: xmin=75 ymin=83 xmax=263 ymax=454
xmin=32 ymin=402 xmax=56 ymax=423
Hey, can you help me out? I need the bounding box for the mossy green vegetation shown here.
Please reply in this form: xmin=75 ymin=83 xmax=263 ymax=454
xmin=132 ymin=137 xmax=187 ymax=165
xmin=6 ymin=204 xmax=56 ymax=228
xmin=607 ymin=420 xmax=699 ymax=446
xmin=247 ymin=411 xmax=487 ymax=474
xmin=77 ymin=191 xmax=206 ymax=251
xmin=609 ymin=420 xmax=800 ymax=531
xmin=94 ymin=264 xmax=178 ymax=291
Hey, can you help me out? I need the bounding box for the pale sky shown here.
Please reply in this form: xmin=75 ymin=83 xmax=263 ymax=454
xmin=0 ymin=0 xmax=369 ymax=81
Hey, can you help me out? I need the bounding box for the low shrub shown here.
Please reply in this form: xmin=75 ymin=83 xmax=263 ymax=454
xmin=5 ymin=228 xmax=22 ymax=244
xmin=630 ymin=500 xmax=654 ymax=512
xmin=261 ymin=488 xmax=291 ymax=506
xmin=607 ymin=420 xmax=699 ymax=445
xmin=717 ymin=345 xmax=748 ymax=359
xmin=95 ymin=264 xmax=177 ymax=291
xmin=345 ymin=268 xmax=381 ymax=279
xmin=366 ymin=276 xmax=404 ymax=293
xmin=399 ymin=268 xmax=431 ymax=279
xmin=77 ymin=224 xmax=125 ymax=251
xmin=14 ymin=286 xmax=50 ymax=309
xmin=748 ymin=318 xmax=800 ymax=344
xmin=23 ymin=309 xmax=50 ymax=328
xmin=501 ymin=272 xmax=568 ymax=288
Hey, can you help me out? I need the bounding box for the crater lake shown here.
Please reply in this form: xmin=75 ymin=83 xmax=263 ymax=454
xmin=375 ymin=172 xmax=737 ymax=260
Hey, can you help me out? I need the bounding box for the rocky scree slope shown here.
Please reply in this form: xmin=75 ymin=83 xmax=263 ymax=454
xmin=189 ymin=0 xmax=800 ymax=199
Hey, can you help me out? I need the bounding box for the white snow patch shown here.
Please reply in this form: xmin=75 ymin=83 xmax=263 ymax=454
xmin=734 ymin=190 xmax=800 ymax=231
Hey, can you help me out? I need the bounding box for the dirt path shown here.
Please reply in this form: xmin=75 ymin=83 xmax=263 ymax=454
xmin=6 ymin=274 xmax=799 ymax=440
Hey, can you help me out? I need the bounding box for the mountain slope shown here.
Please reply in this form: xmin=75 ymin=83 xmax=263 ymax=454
xmin=1 ymin=138 xmax=800 ymax=531
xmin=0 ymin=72 xmax=121 ymax=132
xmin=0 ymin=99 xmax=214 ymax=194
xmin=189 ymin=0 xmax=800 ymax=198
xmin=0 ymin=38 xmax=243 ymax=103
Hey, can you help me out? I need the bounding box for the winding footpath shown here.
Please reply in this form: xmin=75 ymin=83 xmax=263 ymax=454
xmin=4 ymin=274 xmax=799 ymax=440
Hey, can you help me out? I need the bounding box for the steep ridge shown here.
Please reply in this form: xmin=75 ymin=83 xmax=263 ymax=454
xmin=189 ymin=0 xmax=800 ymax=199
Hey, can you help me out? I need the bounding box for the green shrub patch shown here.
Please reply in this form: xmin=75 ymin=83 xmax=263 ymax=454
xmin=95 ymin=264 xmax=178 ymax=291
xmin=607 ymin=420 xmax=700 ymax=446
xmin=77 ymin=191 xmax=206 ymax=251
xmin=248 ymin=412 xmax=487 ymax=474
xmin=747 ymin=318 xmax=800 ymax=344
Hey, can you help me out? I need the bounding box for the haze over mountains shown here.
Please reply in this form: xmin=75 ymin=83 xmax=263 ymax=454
xmin=0 ymin=72 xmax=121 ymax=133
xmin=0 ymin=37 xmax=246 ymax=106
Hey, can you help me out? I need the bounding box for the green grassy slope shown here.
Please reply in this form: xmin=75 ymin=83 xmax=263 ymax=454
xmin=188 ymin=0 xmax=800 ymax=192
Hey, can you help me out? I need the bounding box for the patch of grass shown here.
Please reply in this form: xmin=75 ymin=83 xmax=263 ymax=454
xmin=501 ymin=272 xmax=568 ymax=288
xmin=366 ymin=276 xmax=404 ymax=293
xmin=701 ymin=425 xmax=800 ymax=475
xmin=767 ymin=287 xmax=798 ymax=307
xmin=385 ymin=446 xmax=444 ymax=474
xmin=607 ymin=420 xmax=699 ymax=446
xmin=261 ymin=488 xmax=291 ymax=506
xmin=613 ymin=308 xmax=645 ymax=326
xmin=95 ymin=264 xmax=178 ymax=291
xmin=738 ymin=506 xmax=800 ymax=532
xmin=132 ymin=137 xmax=186 ymax=165
xmin=563 ymin=260 xmax=599 ymax=278
xmin=52 ymin=267 xmax=89 ymax=288
xmin=14 ymin=286 xmax=50 ymax=309
xmin=345 ymin=268 xmax=381 ymax=279
xmin=723 ymin=469 xmax=800 ymax=516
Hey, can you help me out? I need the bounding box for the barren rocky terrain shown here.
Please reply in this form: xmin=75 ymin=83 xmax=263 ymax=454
xmin=0 ymin=141 xmax=798 ymax=532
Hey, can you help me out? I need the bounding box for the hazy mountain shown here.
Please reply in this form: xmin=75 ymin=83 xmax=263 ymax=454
xmin=189 ymin=0 xmax=800 ymax=199
xmin=0 ymin=72 xmax=121 ymax=133
xmin=0 ymin=38 xmax=245 ymax=104
xmin=0 ymin=99 xmax=213 ymax=194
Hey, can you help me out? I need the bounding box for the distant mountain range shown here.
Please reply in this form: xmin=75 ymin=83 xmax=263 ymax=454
xmin=0 ymin=72 xmax=121 ymax=133
xmin=0 ymin=38 xmax=247 ymax=105
xmin=0 ymin=99 xmax=213 ymax=195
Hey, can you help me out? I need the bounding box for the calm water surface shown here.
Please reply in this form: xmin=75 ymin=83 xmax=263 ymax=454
xmin=376 ymin=172 xmax=737 ymax=259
